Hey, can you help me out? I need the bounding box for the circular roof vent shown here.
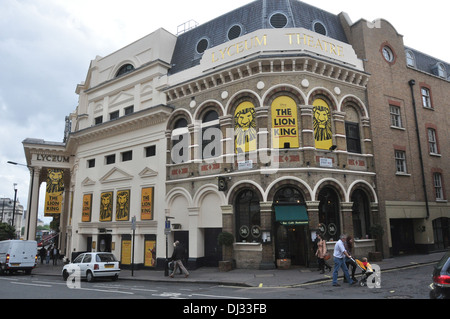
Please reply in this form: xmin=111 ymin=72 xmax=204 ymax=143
xmin=270 ymin=13 xmax=288 ymax=28
xmin=228 ymin=25 xmax=242 ymax=40
xmin=196 ymin=38 xmax=209 ymax=54
xmin=313 ymin=21 xmax=327 ymax=36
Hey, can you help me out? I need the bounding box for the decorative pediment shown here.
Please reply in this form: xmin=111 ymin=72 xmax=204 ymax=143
xmin=81 ymin=177 xmax=96 ymax=186
xmin=139 ymin=167 xmax=158 ymax=178
xmin=100 ymin=167 xmax=133 ymax=184
xmin=109 ymin=91 xmax=134 ymax=107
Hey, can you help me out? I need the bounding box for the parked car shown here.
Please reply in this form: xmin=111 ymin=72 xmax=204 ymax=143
xmin=62 ymin=252 xmax=120 ymax=282
xmin=430 ymin=251 xmax=450 ymax=299
xmin=0 ymin=240 xmax=37 ymax=275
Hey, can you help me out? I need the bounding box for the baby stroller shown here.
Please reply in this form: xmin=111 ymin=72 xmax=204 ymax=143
xmin=353 ymin=258 xmax=374 ymax=287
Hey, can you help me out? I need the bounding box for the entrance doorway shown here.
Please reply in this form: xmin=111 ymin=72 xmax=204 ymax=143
xmin=391 ymin=219 xmax=415 ymax=255
xmin=275 ymin=224 xmax=308 ymax=266
xmin=97 ymin=234 xmax=112 ymax=252
xmin=204 ymin=228 xmax=222 ymax=267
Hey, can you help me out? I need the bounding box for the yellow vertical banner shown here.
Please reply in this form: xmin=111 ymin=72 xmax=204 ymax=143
xmin=234 ymin=101 xmax=257 ymax=153
xmin=313 ymin=98 xmax=333 ymax=150
xmin=116 ymin=190 xmax=130 ymax=221
xmin=144 ymin=239 xmax=156 ymax=267
xmin=44 ymin=169 xmax=64 ymax=216
xmin=141 ymin=187 xmax=154 ymax=220
xmin=100 ymin=192 xmax=113 ymax=222
xmin=81 ymin=194 xmax=92 ymax=222
xmin=271 ymin=96 xmax=299 ymax=148
xmin=121 ymin=239 xmax=132 ymax=265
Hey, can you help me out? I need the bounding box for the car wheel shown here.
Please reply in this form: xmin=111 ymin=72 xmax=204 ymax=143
xmin=86 ymin=270 xmax=94 ymax=282
xmin=112 ymin=274 xmax=119 ymax=281
xmin=62 ymin=270 xmax=69 ymax=281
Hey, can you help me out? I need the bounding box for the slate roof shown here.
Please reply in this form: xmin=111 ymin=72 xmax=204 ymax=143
xmin=405 ymin=46 xmax=450 ymax=80
xmin=169 ymin=0 xmax=348 ymax=75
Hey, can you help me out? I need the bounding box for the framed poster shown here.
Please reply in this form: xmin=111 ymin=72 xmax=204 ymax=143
xmin=100 ymin=192 xmax=113 ymax=222
xmin=141 ymin=187 xmax=154 ymax=220
xmin=81 ymin=194 xmax=92 ymax=222
xmin=144 ymin=236 xmax=156 ymax=267
xmin=44 ymin=169 xmax=64 ymax=216
xmin=116 ymin=190 xmax=130 ymax=221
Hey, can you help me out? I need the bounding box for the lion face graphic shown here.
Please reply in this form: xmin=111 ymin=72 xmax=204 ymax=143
xmin=234 ymin=102 xmax=257 ymax=153
xmin=313 ymin=103 xmax=332 ymax=143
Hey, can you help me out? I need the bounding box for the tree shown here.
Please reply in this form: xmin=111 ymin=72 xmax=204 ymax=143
xmin=0 ymin=223 xmax=16 ymax=240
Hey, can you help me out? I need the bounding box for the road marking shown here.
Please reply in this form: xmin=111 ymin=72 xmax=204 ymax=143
xmin=12 ymin=282 xmax=52 ymax=288
xmin=72 ymin=287 xmax=134 ymax=295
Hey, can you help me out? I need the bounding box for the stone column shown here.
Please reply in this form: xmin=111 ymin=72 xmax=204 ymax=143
xmin=341 ymin=202 xmax=354 ymax=237
xmin=221 ymin=205 xmax=233 ymax=260
xmin=259 ymin=202 xmax=275 ymax=269
xmin=26 ymin=167 xmax=41 ymax=241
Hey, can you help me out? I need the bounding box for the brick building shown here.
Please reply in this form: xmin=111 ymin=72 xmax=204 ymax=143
xmin=339 ymin=14 xmax=449 ymax=256
xmin=20 ymin=0 xmax=448 ymax=270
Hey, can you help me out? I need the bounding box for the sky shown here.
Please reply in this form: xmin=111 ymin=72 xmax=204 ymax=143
xmin=0 ymin=0 xmax=448 ymax=225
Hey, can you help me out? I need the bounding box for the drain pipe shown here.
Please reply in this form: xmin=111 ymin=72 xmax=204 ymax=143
xmin=408 ymin=79 xmax=430 ymax=220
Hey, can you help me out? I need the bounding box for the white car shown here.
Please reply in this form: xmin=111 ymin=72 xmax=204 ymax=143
xmin=62 ymin=252 xmax=120 ymax=282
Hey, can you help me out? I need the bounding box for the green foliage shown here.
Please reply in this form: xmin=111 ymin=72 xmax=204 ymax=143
xmin=369 ymin=224 xmax=385 ymax=239
xmin=217 ymin=232 xmax=234 ymax=247
xmin=0 ymin=222 xmax=16 ymax=240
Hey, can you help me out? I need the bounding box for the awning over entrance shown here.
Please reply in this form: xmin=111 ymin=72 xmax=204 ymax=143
xmin=275 ymin=205 xmax=309 ymax=226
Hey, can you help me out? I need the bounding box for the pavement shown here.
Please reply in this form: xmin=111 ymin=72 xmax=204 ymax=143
xmin=32 ymin=251 xmax=446 ymax=288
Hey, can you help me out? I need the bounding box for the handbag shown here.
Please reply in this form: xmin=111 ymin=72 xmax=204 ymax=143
xmin=323 ymin=252 xmax=331 ymax=261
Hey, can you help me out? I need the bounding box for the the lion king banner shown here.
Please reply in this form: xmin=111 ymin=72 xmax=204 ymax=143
xmin=116 ymin=190 xmax=130 ymax=221
xmin=44 ymin=169 xmax=64 ymax=216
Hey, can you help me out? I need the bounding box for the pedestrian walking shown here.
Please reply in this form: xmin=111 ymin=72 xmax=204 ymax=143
xmin=52 ymin=246 xmax=59 ymax=265
xmin=332 ymin=234 xmax=355 ymax=286
xmin=344 ymin=235 xmax=357 ymax=282
xmin=315 ymin=234 xmax=331 ymax=273
xmin=169 ymin=240 xmax=189 ymax=278
xmin=46 ymin=248 xmax=50 ymax=264
xmin=39 ymin=247 xmax=46 ymax=264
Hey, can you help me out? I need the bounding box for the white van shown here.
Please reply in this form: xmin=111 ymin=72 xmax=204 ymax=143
xmin=0 ymin=240 xmax=38 ymax=275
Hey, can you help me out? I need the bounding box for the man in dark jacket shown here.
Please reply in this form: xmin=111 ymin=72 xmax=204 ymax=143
xmin=169 ymin=241 xmax=189 ymax=278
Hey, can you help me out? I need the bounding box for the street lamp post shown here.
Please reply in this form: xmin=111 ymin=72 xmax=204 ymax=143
xmin=7 ymin=161 xmax=35 ymax=240
xmin=12 ymin=183 xmax=17 ymax=228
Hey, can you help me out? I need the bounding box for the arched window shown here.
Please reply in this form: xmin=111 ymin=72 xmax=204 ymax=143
xmin=171 ymin=118 xmax=189 ymax=164
xmin=406 ymin=50 xmax=416 ymax=67
xmin=235 ymin=189 xmax=261 ymax=242
xmin=201 ymin=110 xmax=220 ymax=159
xmin=351 ymin=189 xmax=371 ymax=239
xmin=115 ymin=64 xmax=135 ymax=77
xmin=318 ymin=187 xmax=341 ymax=240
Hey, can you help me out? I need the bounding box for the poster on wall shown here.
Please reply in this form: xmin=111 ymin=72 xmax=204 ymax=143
xmin=100 ymin=192 xmax=113 ymax=222
xmin=313 ymin=98 xmax=333 ymax=150
xmin=271 ymin=96 xmax=299 ymax=148
xmin=116 ymin=190 xmax=130 ymax=221
xmin=44 ymin=169 xmax=64 ymax=216
xmin=121 ymin=238 xmax=132 ymax=265
xmin=144 ymin=239 xmax=156 ymax=267
xmin=141 ymin=187 xmax=154 ymax=220
xmin=234 ymin=101 xmax=257 ymax=154
xmin=81 ymin=194 xmax=92 ymax=222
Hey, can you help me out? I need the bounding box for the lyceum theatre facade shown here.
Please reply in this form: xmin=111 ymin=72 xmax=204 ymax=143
xmin=21 ymin=0 xmax=382 ymax=270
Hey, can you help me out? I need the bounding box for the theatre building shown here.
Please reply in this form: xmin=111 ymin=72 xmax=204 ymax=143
xmin=25 ymin=0 xmax=449 ymax=270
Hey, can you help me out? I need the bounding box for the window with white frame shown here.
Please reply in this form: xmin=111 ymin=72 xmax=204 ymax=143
xmin=428 ymin=128 xmax=439 ymax=154
xmin=421 ymin=87 xmax=432 ymax=108
xmin=390 ymin=105 xmax=402 ymax=128
xmin=434 ymin=173 xmax=444 ymax=200
xmin=406 ymin=51 xmax=416 ymax=67
xmin=437 ymin=63 xmax=446 ymax=78
xmin=395 ymin=150 xmax=407 ymax=173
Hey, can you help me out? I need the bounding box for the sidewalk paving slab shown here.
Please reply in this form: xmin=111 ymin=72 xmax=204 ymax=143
xmin=31 ymin=251 xmax=446 ymax=288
